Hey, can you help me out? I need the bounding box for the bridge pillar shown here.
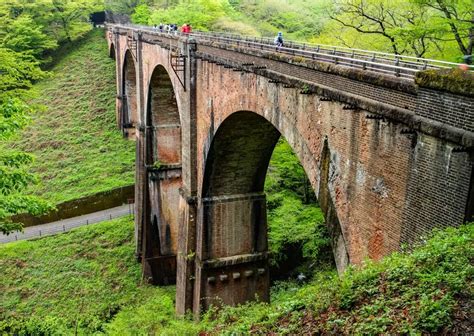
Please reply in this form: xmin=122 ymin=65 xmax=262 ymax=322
xmin=176 ymin=37 xmax=199 ymax=315
xmin=134 ymin=127 xmax=146 ymax=260
xmin=141 ymin=164 xmax=181 ymax=284
xmin=175 ymin=190 xmax=197 ymax=315
xmin=192 ymin=193 xmax=270 ymax=315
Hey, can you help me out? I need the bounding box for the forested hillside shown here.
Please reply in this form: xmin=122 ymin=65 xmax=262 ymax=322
xmin=0 ymin=0 xmax=105 ymax=233
xmin=2 ymin=30 xmax=135 ymax=205
xmin=115 ymin=0 xmax=473 ymax=62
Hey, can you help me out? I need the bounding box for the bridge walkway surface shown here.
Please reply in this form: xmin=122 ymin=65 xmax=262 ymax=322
xmin=115 ymin=23 xmax=470 ymax=79
xmin=0 ymin=204 xmax=134 ymax=244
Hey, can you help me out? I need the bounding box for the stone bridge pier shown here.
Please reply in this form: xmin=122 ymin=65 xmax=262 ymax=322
xmin=107 ymin=26 xmax=474 ymax=317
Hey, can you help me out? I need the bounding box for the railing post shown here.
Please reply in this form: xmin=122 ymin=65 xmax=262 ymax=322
xmin=395 ymin=56 xmax=400 ymax=77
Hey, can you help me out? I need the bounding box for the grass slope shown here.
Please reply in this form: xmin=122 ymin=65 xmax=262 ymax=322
xmin=2 ymin=29 xmax=135 ymax=205
xmin=1 ymin=218 xmax=471 ymax=334
xmin=0 ymin=217 xmax=194 ymax=335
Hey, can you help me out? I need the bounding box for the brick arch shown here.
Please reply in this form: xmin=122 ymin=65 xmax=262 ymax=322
xmin=121 ymin=50 xmax=138 ymax=137
xmin=196 ymin=110 xmax=345 ymax=311
xmin=109 ymin=43 xmax=115 ymax=60
xmin=146 ymin=64 xmax=182 ymax=165
xmin=202 ymin=111 xmax=280 ymax=197
xmin=140 ymin=64 xmax=183 ymax=285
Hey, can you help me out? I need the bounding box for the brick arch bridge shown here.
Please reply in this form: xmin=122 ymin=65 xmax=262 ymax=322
xmin=106 ymin=25 xmax=474 ymax=316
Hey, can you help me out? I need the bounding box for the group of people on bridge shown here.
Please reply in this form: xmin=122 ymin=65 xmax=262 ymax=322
xmin=153 ymin=23 xmax=192 ymax=34
xmin=153 ymin=22 xmax=284 ymax=51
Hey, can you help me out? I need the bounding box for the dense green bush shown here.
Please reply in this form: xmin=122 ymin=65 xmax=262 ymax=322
xmin=202 ymin=224 xmax=473 ymax=335
xmin=266 ymin=139 xmax=330 ymax=266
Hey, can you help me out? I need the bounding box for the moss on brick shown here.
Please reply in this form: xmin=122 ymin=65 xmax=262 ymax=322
xmin=415 ymin=68 xmax=474 ymax=97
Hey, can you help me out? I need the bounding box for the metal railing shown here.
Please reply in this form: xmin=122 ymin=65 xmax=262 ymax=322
xmin=108 ymin=24 xmax=471 ymax=80
xmin=0 ymin=204 xmax=134 ymax=244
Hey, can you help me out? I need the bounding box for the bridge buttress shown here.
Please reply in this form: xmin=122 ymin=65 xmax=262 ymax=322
xmin=193 ymin=193 xmax=270 ymax=315
xmin=134 ymin=31 xmax=146 ymax=263
xmin=176 ymin=37 xmax=199 ymax=316
xmin=113 ymin=29 xmax=123 ymax=131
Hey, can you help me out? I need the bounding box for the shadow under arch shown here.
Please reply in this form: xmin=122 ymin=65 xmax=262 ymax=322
xmin=121 ymin=50 xmax=138 ymax=138
xmin=195 ymin=110 xmax=348 ymax=312
xmin=141 ymin=64 xmax=182 ymax=285
xmin=109 ymin=43 xmax=115 ymax=60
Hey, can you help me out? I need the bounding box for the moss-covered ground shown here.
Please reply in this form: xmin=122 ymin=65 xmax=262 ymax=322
xmin=1 ymin=217 xmax=471 ymax=335
xmin=1 ymin=29 xmax=135 ymax=206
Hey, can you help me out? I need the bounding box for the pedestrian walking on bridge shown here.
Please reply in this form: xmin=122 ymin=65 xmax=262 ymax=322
xmin=274 ymin=32 xmax=283 ymax=51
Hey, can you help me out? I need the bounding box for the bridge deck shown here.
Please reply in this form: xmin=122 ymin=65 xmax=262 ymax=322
xmin=109 ymin=23 xmax=470 ymax=80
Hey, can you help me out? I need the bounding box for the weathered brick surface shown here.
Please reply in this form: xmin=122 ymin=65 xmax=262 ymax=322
xmin=111 ymin=32 xmax=189 ymax=285
xmin=123 ymin=51 xmax=138 ymax=129
xmin=197 ymin=45 xmax=418 ymax=111
xmin=108 ymin=28 xmax=474 ymax=317
xmin=416 ymin=88 xmax=474 ymax=132
xmin=401 ymin=134 xmax=473 ymax=245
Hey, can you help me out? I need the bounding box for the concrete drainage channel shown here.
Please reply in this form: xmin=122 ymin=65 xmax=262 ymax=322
xmin=0 ymin=203 xmax=135 ymax=244
xmin=12 ymin=185 xmax=135 ymax=227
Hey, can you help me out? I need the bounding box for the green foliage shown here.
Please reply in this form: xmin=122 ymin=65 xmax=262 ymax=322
xmin=0 ymin=48 xmax=45 ymax=100
xmin=131 ymin=4 xmax=152 ymax=24
xmin=413 ymin=0 xmax=474 ymax=58
xmin=105 ymin=0 xmax=141 ymax=15
xmin=0 ymin=216 xmax=198 ymax=335
xmin=0 ymin=45 xmax=52 ymax=234
xmin=265 ymin=139 xmax=330 ymax=265
xmin=319 ymin=0 xmax=472 ymax=61
xmin=1 ymin=215 xmax=471 ymax=334
xmin=133 ymin=0 xmax=328 ymax=38
xmin=147 ymin=0 xmax=237 ymax=30
xmin=201 ymin=224 xmax=474 ymax=334
xmin=132 ymin=0 xmax=469 ymax=61
xmin=0 ymin=216 xmax=136 ymax=334
xmin=2 ymin=15 xmax=57 ymax=57
xmin=0 ymin=0 xmax=104 ymax=234
xmin=0 ymin=0 xmax=102 ymax=48
xmin=235 ymin=0 xmax=328 ymax=39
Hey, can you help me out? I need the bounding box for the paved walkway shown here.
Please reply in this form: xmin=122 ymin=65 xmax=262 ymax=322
xmin=0 ymin=204 xmax=134 ymax=244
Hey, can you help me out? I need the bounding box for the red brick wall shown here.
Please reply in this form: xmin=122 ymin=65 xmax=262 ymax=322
xmin=107 ymin=27 xmax=473 ymax=315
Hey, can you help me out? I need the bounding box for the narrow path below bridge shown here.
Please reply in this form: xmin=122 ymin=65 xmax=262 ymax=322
xmin=0 ymin=204 xmax=134 ymax=244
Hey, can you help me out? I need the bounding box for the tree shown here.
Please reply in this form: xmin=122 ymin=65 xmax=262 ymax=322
xmin=50 ymin=0 xmax=103 ymax=42
xmin=131 ymin=4 xmax=151 ymax=24
xmin=0 ymin=48 xmax=53 ymax=234
xmin=105 ymin=0 xmax=141 ymax=15
xmin=2 ymin=15 xmax=57 ymax=57
xmin=325 ymin=0 xmax=472 ymax=60
xmin=327 ymin=0 xmax=443 ymax=57
xmin=414 ymin=0 xmax=473 ymax=58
